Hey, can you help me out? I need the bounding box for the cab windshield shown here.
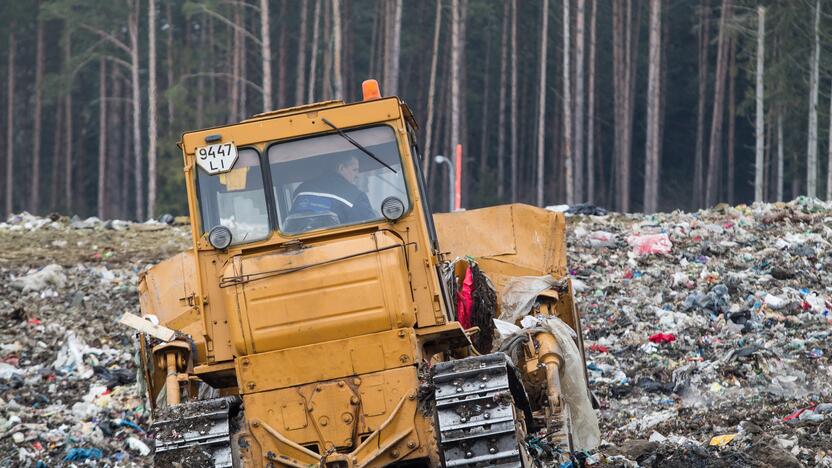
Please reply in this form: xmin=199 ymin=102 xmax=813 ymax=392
xmin=196 ymin=148 xmax=270 ymax=245
xmin=268 ymin=126 xmax=409 ymax=235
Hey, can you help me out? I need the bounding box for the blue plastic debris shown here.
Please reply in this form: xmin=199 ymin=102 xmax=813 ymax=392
xmin=118 ymin=418 xmax=145 ymax=432
xmin=64 ymin=447 xmax=103 ymax=461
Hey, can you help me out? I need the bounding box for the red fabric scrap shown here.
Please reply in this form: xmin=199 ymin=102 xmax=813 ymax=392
xmin=456 ymin=267 xmax=474 ymax=329
xmin=648 ymin=333 xmax=677 ymax=344
xmin=588 ymin=344 xmax=610 ymax=353
xmin=783 ymin=408 xmax=807 ymax=422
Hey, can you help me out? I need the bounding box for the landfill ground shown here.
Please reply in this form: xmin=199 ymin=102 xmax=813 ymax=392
xmin=1 ymin=199 xmax=831 ymax=467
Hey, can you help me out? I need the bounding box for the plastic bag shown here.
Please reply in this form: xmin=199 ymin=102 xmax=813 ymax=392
xmin=627 ymin=233 xmax=672 ymax=256
xmin=492 ymin=318 xmax=521 ymax=349
xmin=499 ymin=275 xmax=557 ymax=324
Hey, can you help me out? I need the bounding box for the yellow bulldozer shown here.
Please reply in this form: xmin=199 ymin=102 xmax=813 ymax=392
xmin=127 ymin=80 xmax=598 ymax=467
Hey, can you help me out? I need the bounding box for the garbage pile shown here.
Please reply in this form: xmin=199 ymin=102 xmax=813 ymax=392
xmin=568 ymin=198 xmax=832 ymax=467
xmin=1 ymin=198 xmax=831 ymax=466
xmin=0 ymin=213 xmax=190 ymax=466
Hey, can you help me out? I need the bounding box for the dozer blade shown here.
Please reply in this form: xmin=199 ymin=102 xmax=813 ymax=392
xmin=150 ymin=397 xmax=240 ymax=468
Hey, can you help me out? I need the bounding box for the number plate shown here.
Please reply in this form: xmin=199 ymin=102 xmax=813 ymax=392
xmin=196 ymin=142 xmax=239 ymax=174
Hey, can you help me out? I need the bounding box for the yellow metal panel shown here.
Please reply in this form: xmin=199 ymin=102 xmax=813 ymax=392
xmin=226 ymin=232 xmax=415 ymax=353
xmin=434 ymin=203 xmax=568 ymax=278
xmin=201 ymin=251 xmax=235 ymax=361
xmin=235 ymin=328 xmax=419 ymax=393
xmin=281 ymin=399 xmax=308 ymax=431
xmin=243 ymin=366 xmax=428 ymax=466
xmin=138 ymin=252 xmax=206 ymax=362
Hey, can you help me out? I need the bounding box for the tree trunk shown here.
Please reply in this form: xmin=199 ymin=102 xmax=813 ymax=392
xmin=277 ymin=0 xmax=288 ymax=108
xmin=535 ymin=0 xmax=550 ymax=207
xmin=754 ymin=6 xmax=765 ymax=203
xmin=166 ymin=0 xmax=175 ymax=125
xmin=612 ymin=1 xmax=626 ymax=211
xmin=31 ymin=6 xmax=45 ymax=213
xmin=562 ymin=0 xmax=574 ymax=205
xmin=5 ymin=32 xmax=15 ymax=216
xmin=148 ymin=0 xmax=158 ymax=219
xmin=332 ymin=0 xmax=344 ymax=99
xmin=574 ymin=0 xmax=585 ymax=203
xmin=807 ymin=0 xmax=821 ymax=198
xmin=643 ymin=0 xmax=662 ymax=213
xmin=776 ymin=110 xmax=783 ymax=201
xmin=98 ymin=58 xmax=108 ymax=219
xmin=50 ymin=100 xmax=63 ymax=212
xmin=727 ymin=35 xmax=736 ymax=204
xmin=64 ymin=34 xmax=73 ymax=213
xmin=230 ymin=5 xmax=241 ymax=120
xmin=657 ymin=4 xmax=669 ymax=201
xmin=495 ymin=0 xmax=509 ymax=201
xmin=261 ymin=0 xmax=272 ymax=111
xmin=623 ymin=0 xmax=643 ymax=211
xmin=110 ymin=73 xmax=122 ymax=217
xmin=121 ymin=74 xmax=130 ymax=217
xmin=387 ymin=0 xmax=402 ymax=95
xmin=322 ymin=0 xmax=332 ymax=99
xmin=129 ymin=0 xmax=144 ymax=220
xmin=705 ymin=0 xmax=732 ymax=207
xmin=196 ymin=16 xmax=206 ymax=128
xmin=343 ymin=0 xmax=353 ymax=100
xmin=450 ymin=0 xmax=461 ymax=205
xmin=587 ymin=0 xmax=597 ymax=203
xmin=478 ymin=33 xmax=492 ymax=181
xmin=510 ymin=0 xmax=518 ymax=202
xmin=423 ymin=0 xmax=442 ymax=177
xmin=295 ymin=0 xmax=308 ymax=105
xmin=369 ymin=2 xmax=381 ymax=80
xmin=307 ymin=0 xmax=321 ymax=102
xmin=239 ymin=6 xmax=247 ymax=119
xmin=458 ymin=0 xmax=469 ymax=205
xmin=695 ymin=0 xmax=710 ymax=208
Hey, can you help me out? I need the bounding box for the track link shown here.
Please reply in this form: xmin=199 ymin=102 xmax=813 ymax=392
xmin=433 ymin=353 xmax=529 ymax=467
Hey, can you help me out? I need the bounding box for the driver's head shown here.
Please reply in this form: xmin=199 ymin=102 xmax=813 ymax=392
xmin=336 ymin=154 xmax=360 ymax=185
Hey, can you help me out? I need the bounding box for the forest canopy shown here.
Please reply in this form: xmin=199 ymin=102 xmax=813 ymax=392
xmin=1 ymin=0 xmax=831 ymax=220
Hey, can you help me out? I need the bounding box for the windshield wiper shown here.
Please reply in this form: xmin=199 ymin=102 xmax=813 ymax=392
xmin=321 ymin=118 xmax=397 ymax=174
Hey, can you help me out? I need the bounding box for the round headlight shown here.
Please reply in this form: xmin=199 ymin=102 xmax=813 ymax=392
xmin=208 ymin=226 xmax=233 ymax=249
xmin=381 ymin=197 xmax=405 ymax=222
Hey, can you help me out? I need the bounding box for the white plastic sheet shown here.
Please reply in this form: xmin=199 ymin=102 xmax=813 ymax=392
xmin=10 ymin=264 xmax=66 ymax=292
xmin=534 ymin=315 xmax=601 ymax=451
xmin=499 ymin=275 xmax=557 ymax=325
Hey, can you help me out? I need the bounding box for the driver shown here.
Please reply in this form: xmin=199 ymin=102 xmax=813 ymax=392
xmin=290 ymin=153 xmax=376 ymax=223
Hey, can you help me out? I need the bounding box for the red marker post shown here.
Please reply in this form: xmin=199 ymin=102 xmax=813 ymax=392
xmin=454 ymin=144 xmax=462 ymax=211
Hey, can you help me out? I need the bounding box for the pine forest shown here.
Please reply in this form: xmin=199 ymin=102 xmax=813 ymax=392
xmin=2 ymin=0 xmax=832 ymax=219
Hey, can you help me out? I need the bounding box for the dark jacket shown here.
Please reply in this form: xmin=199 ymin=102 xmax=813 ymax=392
xmin=290 ymin=171 xmax=375 ymax=223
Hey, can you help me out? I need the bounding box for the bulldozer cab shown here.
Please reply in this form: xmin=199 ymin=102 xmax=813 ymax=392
xmin=184 ymin=97 xmax=431 ymax=246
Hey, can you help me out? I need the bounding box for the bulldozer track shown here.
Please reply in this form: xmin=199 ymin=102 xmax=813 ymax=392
xmin=433 ymin=353 xmax=531 ymax=467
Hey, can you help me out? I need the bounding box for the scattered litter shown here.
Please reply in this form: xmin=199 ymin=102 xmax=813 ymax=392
xmin=647 ymin=333 xmax=676 ymax=344
xmin=568 ymin=198 xmax=832 ymax=465
xmin=626 ymin=232 xmax=672 ymax=256
xmin=709 ymin=433 xmax=738 ymax=447
xmin=0 ymin=212 xmax=191 ymax=465
xmin=10 ymin=264 xmax=66 ymax=292
xmin=125 ymin=437 xmax=151 ymax=456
